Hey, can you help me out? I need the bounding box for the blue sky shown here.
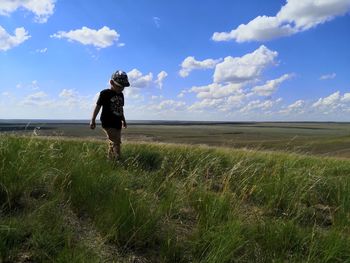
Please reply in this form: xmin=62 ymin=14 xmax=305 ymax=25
xmin=0 ymin=0 xmax=350 ymax=121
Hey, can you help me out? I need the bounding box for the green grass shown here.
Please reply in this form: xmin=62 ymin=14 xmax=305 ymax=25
xmin=1 ymin=135 xmax=350 ymax=262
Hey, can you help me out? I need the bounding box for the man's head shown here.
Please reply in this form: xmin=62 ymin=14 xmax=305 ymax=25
xmin=111 ymin=70 xmax=130 ymax=88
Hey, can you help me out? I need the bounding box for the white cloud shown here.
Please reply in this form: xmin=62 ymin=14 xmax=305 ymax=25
xmin=124 ymin=88 xmax=144 ymax=100
xmin=311 ymin=91 xmax=350 ymax=115
xmin=189 ymin=82 xmax=243 ymax=100
xmin=51 ymin=26 xmax=120 ymax=48
xmin=212 ymin=0 xmax=350 ymax=42
xmin=226 ymin=94 xmax=247 ymax=106
xmin=177 ymin=90 xmax=187 ymax=98
xmin=341 ymin=93 xmax=350 ymax=103
xmin=1 ymin=89 xmax=107 ymax=119
xmin=252 ymin=74 xmax=293 ymax=96
xmin=213 ymin=45 xmax=278 ymax=83
xmin=312 ymin=91 xmax=341 ymax=108
xmin=127 ymin=69 xmax=153 ymax=88
xmin=36 ymin=47 xmax=47 ymax=53
xmin=157 ymin=100 xmax=186 ymax=111
xmin=212 ymin=16 xmax=296 ymax=42
xmin=30 ymin=80 xmax=39 ymax=90
xmin=21 ymin=89 xmax=96 ymax=111
xmin=153 ymin=17 xmax=161 ymax=28
xmin=57 ymin=89 xmax=93 ymax=109
xmin=155 ymin=71 xmax=168 ymax=89
xmin=320 ymin=73 xmax=336 ymax=80
xmin=239 ymin=98 xmax=282 ymax=114
xmin=188 ymin=98 xmax=224 ymax=112
xmin=179 ymin=56 xmax=222 ymax=77
xmin=20 ymin=91 xmax=50 ymax=106
xmin=26 ymin=91 xmax=47 ymax=100
xmin=280 ymin=100 xmax=306 ymax=114
xmin=0 ymin=0 xmax=56 ymax=23
xmin=123 ymin=69 xmax=168 ymax=100
xmin=288 ymin=99 xmax=305 ymax=110
xmin=0 ymin=26 xmax=30 ymax=51
xmin=182 ymin=46 xmax=286 ymax=116
xmin=278 ymin=0 xmax=350 ymax=30
xmin=15 ymin=80 xmax=40 ymax=90
xmin=151 ymin=95 xmax=163 ymax=100
xmin=59 ymin=89 xmax=77 ymax=98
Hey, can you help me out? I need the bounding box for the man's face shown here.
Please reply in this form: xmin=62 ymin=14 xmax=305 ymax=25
xmin=111 ymin=80 xmax=124 ymax=92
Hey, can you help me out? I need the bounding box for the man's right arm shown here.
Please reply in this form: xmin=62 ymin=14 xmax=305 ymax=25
xmin=90 ymin=104 xmax=101 ymax=129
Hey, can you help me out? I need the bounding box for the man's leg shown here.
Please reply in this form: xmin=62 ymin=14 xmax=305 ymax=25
xmin=103 ymin=128 xmax=122 ymax=160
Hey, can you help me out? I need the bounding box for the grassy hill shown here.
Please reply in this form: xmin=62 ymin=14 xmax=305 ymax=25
xmin=1 ymin=135 xmax=350 ymax=262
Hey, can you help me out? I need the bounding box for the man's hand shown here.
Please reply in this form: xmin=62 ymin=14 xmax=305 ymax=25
xmin=122 ymin=121 xmax=127 ymax=129
xmin=90 ymin=120 xmax=96 ymax=129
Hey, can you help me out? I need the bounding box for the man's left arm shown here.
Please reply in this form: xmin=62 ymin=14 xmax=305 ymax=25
xmin=121 ymin=113 xmax=127 ymax=128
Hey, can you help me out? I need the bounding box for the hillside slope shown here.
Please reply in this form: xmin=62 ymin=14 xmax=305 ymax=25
xmin=1 ymin=136 xmax=350 ymax=262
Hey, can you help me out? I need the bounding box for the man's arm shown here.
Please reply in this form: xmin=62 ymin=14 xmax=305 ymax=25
xmin=121 ymin=113 xmax=127 ymax=129
xmin=90 ymin=104 xmax=101 ymax=129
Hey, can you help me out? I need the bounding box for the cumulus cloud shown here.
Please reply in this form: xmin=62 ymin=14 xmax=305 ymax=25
xmin=51 ymin=26 xmax=120 ymax=48
xmin=181 ymin=46 xmax=284 ymax=116
xmin=122 ymin=69 xmax=153 ymax=100
xmin=320 ymin=73 xmax=336 ymax=80
xmin=0 ymin=26 xmax=30 ymax=51
xmin=212 ymin=0 xmax=350 ymax=42
xmin=127 ymin=69 xmax=153 ymax=88
xmin=341 ymin=93 xmax=350 ymax=103
xmin=20 ymin=91 xmax=50 ymax=106
xmin=213 ymin=45 xmax=278 ymax=83
xmin=1 ymin=91 xmax=11 ymax=97
xmin=156 ymin=100 xmax=186 ymax=111
xmin=57 ymin=89 xmax=93 ymax=109
xmin=179 ymin=56 xmax=222 ymax=77
xmin=310 ymin=91 xmax=350 ymax=115
xmin=280 ymin=100 xmax=306 ymax=114
xmin=20 ymin=89 xmax=94 ymax=110
xmin=59 ymin=89 xmax=77 ymax=98
xmin=312 ymin=91 xmax=341 ymax=108
xmin=239 ymin=98 xmax=282 ymax=114
xmin=0 ymin=0 xmax=56 ymax=23
xmin=155 ymin=71 xmax=168 ymax=89
xmin=188 ymin=98 xmax=224 ymax=112
xmin=123 ymin=69 xmax=168 ymax=99
xmin=4 ymin=89 xmax=107 ymax=119
xmin=177 ymin=90 xmax=187 ymax=98
xmin=252 ymin=74 xmax=293 ymax=96
xmin=213 ymin=16 xmax=296 ymax=42
xmin=151 ymin=95 xmax=163 ymax=100
xmin=189 ymin=82 xmax=243 ymax=100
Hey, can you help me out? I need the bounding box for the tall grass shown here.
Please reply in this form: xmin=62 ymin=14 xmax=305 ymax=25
xmin=1 ymin=135 xmax=350 ymax=262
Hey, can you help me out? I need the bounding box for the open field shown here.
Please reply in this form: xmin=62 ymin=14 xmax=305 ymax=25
xmin=2 ymin=121 xmax=350 ymax=158
xmin=1 ymin=136 xmax=350 ymax=262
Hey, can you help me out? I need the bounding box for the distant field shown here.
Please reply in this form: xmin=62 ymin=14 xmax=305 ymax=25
xmin=1 ymin=121 xmax=350 ymax=158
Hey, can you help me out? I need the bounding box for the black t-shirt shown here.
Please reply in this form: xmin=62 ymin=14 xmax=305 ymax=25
xmin=97 ymin=89 xmax=124 ymax=129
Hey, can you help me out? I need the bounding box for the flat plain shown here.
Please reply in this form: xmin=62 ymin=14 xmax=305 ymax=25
xmin=1 ymin=121 xmax=350 ymax=158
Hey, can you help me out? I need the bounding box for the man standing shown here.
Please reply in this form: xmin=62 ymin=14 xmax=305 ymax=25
xmin=90 ymin=70 xmax=130 ymax=161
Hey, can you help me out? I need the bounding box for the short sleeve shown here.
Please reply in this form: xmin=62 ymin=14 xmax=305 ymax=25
xmin=96 ymin=92 xmax=104 ymax=106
